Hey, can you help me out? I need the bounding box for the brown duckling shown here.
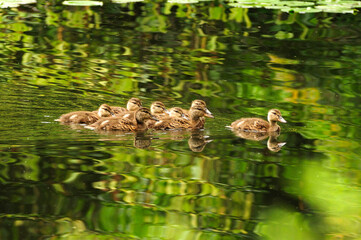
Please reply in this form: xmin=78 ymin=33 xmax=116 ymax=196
xmin=112 ymin=97 xmax=144 ymax=120
xmin=112 ymin=97 xmax=142 ymax=115
xmin=167 ymin=107 xmax=188 ymax=119
xmin=150 ymin=107 xmax=188 ymax=130
xmin=56 ymin=104 xmax=115 ymax=124
xmin=146 ymin=102 xmax=171 ymax=128
xmin=182 ymin=99 xmax=213 ymax=118
xmin=85 ymin=107 xmax=157 ymax=131
xmin=121 ymin=101 xmax=169 ymax=122
xmin=154 ymin=105 xmax=214 ymax=130
xmin=230 ymin=109 xmax=286 ymax=132
xmin=187 ymin=105 xmax=214 ymax=129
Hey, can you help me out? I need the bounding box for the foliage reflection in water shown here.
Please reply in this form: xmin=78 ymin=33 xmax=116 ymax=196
xmin=0 ymin=1 xmax=360 ymax=240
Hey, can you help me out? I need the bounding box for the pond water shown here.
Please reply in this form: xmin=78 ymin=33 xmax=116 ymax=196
xmin=0 ymin=1 xmax=361 ymax=240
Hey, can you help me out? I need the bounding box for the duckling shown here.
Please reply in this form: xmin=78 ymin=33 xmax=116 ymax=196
xmin=150 ymin=101 xmax=169 ymax=117
xmin=150 ymin=107 xmax=188 ymax=130
xmin=85 ymin=107 xmax=157 ymax=131
xmin=230 ymin=109 xmax=286 ymax=132
xmin=146 ymin=102 xmax=171 ymax=128
xmin=111 ymin=97 xmax=144 ymax=120
xmin=188 ymin=105 xmax=214 ymax=129
xmin=166 ymin=107 xmax=188 ymax=119
xmin=154 ymin=105 xmax=214 ymax=130
xmin=120 ymin=101 xmax=169 ymax=122
xmin=182 ymin=99 xmax=213 ymax=118
xmin=112 ymin=97 xmax=142 ymax=114
xmin=55 ymin=104 xmax=115 ymax=124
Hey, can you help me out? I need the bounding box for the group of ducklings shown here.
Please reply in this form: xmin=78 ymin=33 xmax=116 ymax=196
xmin=56 ymin=98 xmax=214 ymax=131
xmin=56 ymin=97 xmax=287 ymax=133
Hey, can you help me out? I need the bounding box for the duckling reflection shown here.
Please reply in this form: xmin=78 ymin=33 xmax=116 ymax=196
xmin=133 ymin=133 xmax=152 ymax=149
xmin=232 ymin=130 xmax=286 ymax=152
xmin=91 ymin=131 xmax=152 ymax=149
xmin=188 ymin=133 xmax=213 ymax=152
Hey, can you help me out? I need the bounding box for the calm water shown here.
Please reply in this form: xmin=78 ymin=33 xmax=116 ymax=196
xmin=0 ymin=1 xmax=361 ymax=240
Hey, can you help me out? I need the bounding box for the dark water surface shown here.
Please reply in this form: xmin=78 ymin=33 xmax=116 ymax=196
xmin=0 ymin=1 xmax=361 ymax=240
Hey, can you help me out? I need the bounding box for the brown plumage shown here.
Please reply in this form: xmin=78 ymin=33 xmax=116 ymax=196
xmin=55 ymin=104 xmax=114 ymax=124
xmin=153 ymin=105 xmax=214 ymax=130
xmin=182 ymin=100 xmax=213 ymax=127
xmin=230 ymin=109 xmax=287 ymax=132
xmin=111 ymin=97 xmax=142 ymax=115
xmin=150 ymin=107 xmax=188 ymax=130
xmin=109 ymin=97 xmax=143 ymax=120
xmin=146 ymin=102 xmax=171 ymax=129
xmin=150 ymin=101 xmax=169 ymax=116
xmin=120 ymin=101 xmax=168 ymax=123
xmin=182 ymin=100 xmax=213 ymax=117
xmin=85 ymin=107 xmax=157 ymax=131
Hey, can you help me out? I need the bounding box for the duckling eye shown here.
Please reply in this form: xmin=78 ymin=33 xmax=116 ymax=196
xmin=273 ymin=112 xmax=276 ymax=115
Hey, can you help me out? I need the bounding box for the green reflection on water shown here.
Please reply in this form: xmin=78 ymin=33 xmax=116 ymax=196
xmin=0 ymin=1 xmax=360 ymax=240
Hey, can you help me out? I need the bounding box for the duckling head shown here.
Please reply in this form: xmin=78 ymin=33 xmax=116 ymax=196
xmin=191 ymin=99 xmax=206 ymax=108
xmin=169 ymin=107 xmax=188 ymax=120
xmin=150 ymin=101 xmax=169 ymax=115
xmin=135 ymin=107 xmax=158 ymax=123
xmin=127 ymin=98 xmax=142 ymax=111
xmin=267 ymin=109 xmax=286 ymax=123
xmin=189 ymin=106 xmax=214 ymax=120
xmin=98 ymin=104 xmax=115 ymax=117
xmin=191 ymin=100 xmax=213 ymax=118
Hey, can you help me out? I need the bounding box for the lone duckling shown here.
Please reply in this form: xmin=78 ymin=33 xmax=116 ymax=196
xmin=56 ymin=104 xmax=114 ymax=124
xmin=85 ymin=107 xmax=157 ymax=131
xmin=230 ymin=109 xmax=286 ymax=132
xmin=154 ymin=105 xmax=214 ymax=130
